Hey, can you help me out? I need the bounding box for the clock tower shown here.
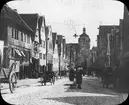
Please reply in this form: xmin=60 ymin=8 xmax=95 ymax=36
xmin=78 ymin=27 xmax=90 ymax=63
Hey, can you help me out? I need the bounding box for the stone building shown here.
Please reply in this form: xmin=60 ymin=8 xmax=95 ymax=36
xmin=97 ymin=25 xmax=120 ymax=68
xmin=78 ymin=27 xmax=91 ymax=68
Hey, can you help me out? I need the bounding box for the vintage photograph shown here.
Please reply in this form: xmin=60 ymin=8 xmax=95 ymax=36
xmin=0 ymin=0 xmax=128 ymax=105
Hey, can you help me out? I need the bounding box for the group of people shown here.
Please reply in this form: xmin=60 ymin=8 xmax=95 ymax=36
xmin=69 ymin=65 xmax=84 ymax=89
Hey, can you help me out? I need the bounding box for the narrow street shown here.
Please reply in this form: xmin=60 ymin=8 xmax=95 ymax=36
xmin=1 ymin=76 xmax=128 ymax=105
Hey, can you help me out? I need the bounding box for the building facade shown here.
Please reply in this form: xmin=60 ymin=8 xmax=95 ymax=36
xmin=97 ymin=25 xmax=120 ymax=68
xmin=46 ymin=26 xmax=53 ymax=72
xmin=20 ymin=13 xmax=41 ymax=78
xmin=52 ymin=32 xmax=59 ymax=73
xmin=0 ymin=5 xmax=33 ymax=79
xmin=38 ymin=16 xmax=46 ymax=73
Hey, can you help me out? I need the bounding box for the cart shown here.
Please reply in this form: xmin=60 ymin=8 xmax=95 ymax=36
xmin=39 ymin=71 xmax=55 ymax=86
xmin=102 ymin=67 xmax=117 ymax=89
xmin=0 ymin=63 xmax=17 ymax=93
xmin=0 ymin=41 xmax=17 ymax=93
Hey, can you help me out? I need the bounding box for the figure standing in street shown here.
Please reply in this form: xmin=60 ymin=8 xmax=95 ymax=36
xmin=76 ymin=66 xmax=83 ymax=89
xmin=69 ymin=66 xmax=75 ymax=81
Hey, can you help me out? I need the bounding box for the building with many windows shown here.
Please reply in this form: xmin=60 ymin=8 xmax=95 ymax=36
xmin=0 ymin=5 xmax=33 ymax=79
xmin=20 ymin=13 xmax=43 ymax=78
xmin=38 ymin=16 xmax=46 ymax=73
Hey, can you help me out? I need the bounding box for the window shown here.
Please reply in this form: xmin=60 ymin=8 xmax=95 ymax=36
xmin=11 ymin=48 xmax=15 ymax=57
xmin=39 ymin=53 xmax=42 ymax=59
xmin=49 ymin=43 xmax=52 ymax=49
xmin=12 ymin=28 xmax=14 ymax=38
xmin=27 ymin=35 xmax=30 ymax=44
xmin=24 ymin=34 xmax=26 ymax=42
xmin=15 ymin=30 xmax=19 ymax=40
xmin=43 ymin=54 xmax=46 ymax=59
xmin=15 ymin=30 xmax=17 ymax=39
xmin=21 ymin=32 xmax=23 ymax=41
xmin=43 ymin=41 xmax=45 ymax=48
xmin=17 ymin=31 xmax=19 ymax=40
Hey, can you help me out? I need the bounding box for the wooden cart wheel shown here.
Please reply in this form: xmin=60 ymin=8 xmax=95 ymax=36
xmin=9 ymin=72 xmax=17 ymax=93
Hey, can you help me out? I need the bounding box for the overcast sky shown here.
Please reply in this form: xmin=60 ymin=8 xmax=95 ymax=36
xmin=7 ymin=0 xmax=124 ymax=48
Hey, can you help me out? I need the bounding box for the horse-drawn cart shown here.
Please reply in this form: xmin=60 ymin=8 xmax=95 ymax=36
xmin=0 ymin=41 xmax=17 ymax=93
xmin=38 ymin=71 xmax=55 ymax=86
xmin=102 ymin=67 xmax=118 ymax=89
xmin=0 ymin=63 xmax=17 ymax=93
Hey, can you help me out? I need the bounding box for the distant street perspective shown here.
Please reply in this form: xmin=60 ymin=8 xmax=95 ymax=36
xmin=0 ymin=0 xmax=129 ymax=105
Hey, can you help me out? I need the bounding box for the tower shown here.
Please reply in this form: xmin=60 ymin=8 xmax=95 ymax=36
xmin=78 ymin=27 xmax=90 ymax=59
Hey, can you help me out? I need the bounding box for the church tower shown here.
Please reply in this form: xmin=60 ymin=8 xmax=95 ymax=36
xmin=78 ymin=27 xmax=90 ymax=58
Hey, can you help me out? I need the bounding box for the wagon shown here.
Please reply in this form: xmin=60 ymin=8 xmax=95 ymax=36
xmin=102 ymin=67 xmax=118 ymax=89
xmin=0 ymin=62 xmax=17 ymax=93
xmin=39 ymin=71 xmax=55 ymax=86
xmin=0 ymin=41 xmax=17 ymax=93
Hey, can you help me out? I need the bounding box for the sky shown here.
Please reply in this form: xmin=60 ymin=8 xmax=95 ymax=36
xmin=7 ymin=0 xmax=124 ymax=48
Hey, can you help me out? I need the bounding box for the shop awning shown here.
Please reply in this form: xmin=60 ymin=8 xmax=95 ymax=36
xmin=20 ymin=50 xmax=26 ymax=57
xmin=14 ymin=49 xmax=22 ymax=57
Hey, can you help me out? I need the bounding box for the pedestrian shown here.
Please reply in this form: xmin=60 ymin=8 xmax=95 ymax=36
xmin=76 ymin=66 xmax=83 ymax=89
xmin=69 ymin=66 xmax=75 ymax=81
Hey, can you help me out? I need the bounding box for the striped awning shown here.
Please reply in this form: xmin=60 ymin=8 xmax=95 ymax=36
xmin=20 ymin=50 xmax=26 ymax=57
xmin=14 ymin=49 xmax=22 ymax=57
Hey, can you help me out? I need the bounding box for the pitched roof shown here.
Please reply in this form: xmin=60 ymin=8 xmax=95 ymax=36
xmin=20 ymin=13 xmax=39 ymax=33
xmin=1 ymin=4 xmax=33 ymax=32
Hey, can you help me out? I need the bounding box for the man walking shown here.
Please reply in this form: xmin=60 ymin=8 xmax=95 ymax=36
xmin=76 ymin=66 xmax=83 ymax=89
xmin=69 ymin=66 xmax=75 ymax=81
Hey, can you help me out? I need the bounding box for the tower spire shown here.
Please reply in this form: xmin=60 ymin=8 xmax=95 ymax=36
xmin=83 ymin=27 xmax=86 ymax=34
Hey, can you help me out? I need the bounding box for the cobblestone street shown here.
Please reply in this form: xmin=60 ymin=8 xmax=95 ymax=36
xmin=1 ymin=76 xmax=128 ymax=105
